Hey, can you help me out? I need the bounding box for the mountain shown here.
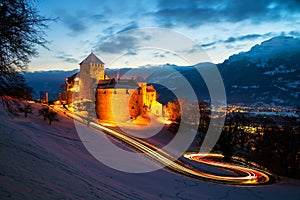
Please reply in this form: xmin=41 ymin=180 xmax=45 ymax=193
xmin=219 ymin=36 xmax=300 ymax=107
xmin=24 ymin=36 xmax=300 ymax=107
xmin=23 ymin=68 xmax=142 ymax=100
xmin=226 ymin=36 xmax=300 ymax=65
xmin=24 ymin=69 xmax=78 ymax=100
xmin=148 ymin=36 xmax=300 ymax=107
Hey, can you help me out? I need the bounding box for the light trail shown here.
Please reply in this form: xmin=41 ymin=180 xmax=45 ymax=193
xmin=183 ymin=153 xmax=274 ymax=185
xmin=88 ymin=122 xmax=275 ymax=185
xmin=53 ymin=105 xmax=276 ymax=185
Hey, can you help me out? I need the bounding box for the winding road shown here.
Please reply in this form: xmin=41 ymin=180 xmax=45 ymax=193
xmin=183 ymin=153 xmax=275 ymax=185
xmin=53 ymin=105 xmax=276 ymax=185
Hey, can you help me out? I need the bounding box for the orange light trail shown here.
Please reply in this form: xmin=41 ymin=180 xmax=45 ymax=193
xmin=183 ymin=153 xmax=273 ymax=185
xmin=53 ymin=105 xmax=275 ymax=185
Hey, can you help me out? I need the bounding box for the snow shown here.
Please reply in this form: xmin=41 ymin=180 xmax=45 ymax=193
xmin=1 ymin=103 xmax=300 ymax=199
xmin=264 ymin=66 xmax=296 ymax=75
xmin=273 ymin=84 xmax=288 ymax=92
xmin=291 ymin=92 xmax=300 ymax=98
xmin=251 ymin=111 xmax=299 ymax=117
xmin=228 ymin=36 xmax=300 ymax=65
xmin=286 ymin=81 xmax=300 ymax=89
xmin=232 ymin=85 xmax=259 ymax=89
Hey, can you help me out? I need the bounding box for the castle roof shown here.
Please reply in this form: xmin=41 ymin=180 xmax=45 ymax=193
xmin=97 ymin=78 xmax=140 ymax=89
xmin=66 ymin=72 xmax=78 ymax=84
xmin=146 ymin=85 xmax=156 ymax=92
xmin=97 ymin=78 xmax=116 ymax=88
xmin=80 ymin=53 xmax=104 ymax=65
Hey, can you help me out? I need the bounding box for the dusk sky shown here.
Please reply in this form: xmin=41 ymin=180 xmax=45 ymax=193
xmin=30 ymin=0 xmax=300 ymax=71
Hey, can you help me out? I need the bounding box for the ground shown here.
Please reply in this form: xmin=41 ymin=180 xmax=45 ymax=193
xmin=0 ymin=103 xmax=300 ymax=199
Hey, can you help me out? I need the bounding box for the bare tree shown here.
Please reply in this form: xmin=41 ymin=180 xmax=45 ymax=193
xmin=38 ymin=107 xmax=59 ymax=125
xmin=0 ymin=0 xmax=52 ymax=112
xmin=47 ymin=110 xmax=59 ymax=125
xmin=39 ymin=107 xmax=49 ymax=121
xmin=18 ymin=102 xmax=33 ymax=117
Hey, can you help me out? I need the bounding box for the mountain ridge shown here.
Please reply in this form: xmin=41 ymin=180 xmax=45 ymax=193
xmin=24 ymin=36 xmax=300 ymax=107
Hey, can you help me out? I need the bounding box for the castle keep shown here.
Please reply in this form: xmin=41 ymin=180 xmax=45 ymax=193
xmin=79 ymin=53 xmax=106 ymax=101
xmin=66 ymin=53 xmax=162 ymax=124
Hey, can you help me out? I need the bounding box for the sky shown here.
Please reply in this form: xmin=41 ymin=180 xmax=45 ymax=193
xmin=29 ymin=0 xmax=300 ymax=71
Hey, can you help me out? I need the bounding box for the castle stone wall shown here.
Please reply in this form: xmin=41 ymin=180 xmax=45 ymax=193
xmin=96 ymin=88 xmax=144 ymax=124
xmin=80 ymin=63 xmax=104 ymax=101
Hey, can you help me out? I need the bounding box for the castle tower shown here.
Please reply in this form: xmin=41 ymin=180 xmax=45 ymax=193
xmin=79 ymin=53 xmax=105 ymax=100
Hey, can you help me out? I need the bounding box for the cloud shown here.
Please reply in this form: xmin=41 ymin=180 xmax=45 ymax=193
xmin=153 ymin=52 xmax=165 ymax=58
xmin=222 ymin=33 xmax=274 ymax=43
xmin=223 ymin=37 xmax=236 ymax=43
xmin=289 ymin=31 xmax=300 ymax=37
xmin=56 ymin=9 xmax=89 ymax=36
xmin=201 ymin=42 xmax=216 ymax=48
xmin=58 ymin=9 xmax=107 ymax=36
xmin=94 ymin=34 xmax=138 ymax=54
xmin=55 ymin=0 xmax=300 ymax=38
xmin=116 ymin=21 xmax=139 ymax=34
xmin=64 ymin=18 xmax=87 ymax=36
xmin=93 ymin=22 xmax=144 ymax=55
xmin=95 ymin=21 xmax=140 ymax=44
xmin=90 ymin=14 xmax=107 ymax=23
xmin=151 ymin=0 xmax=300 ymax=28
xmin=225 ymin=44 xmax=235 ymax=49
xmin=56 ymin=51 xmax=79 ymax=63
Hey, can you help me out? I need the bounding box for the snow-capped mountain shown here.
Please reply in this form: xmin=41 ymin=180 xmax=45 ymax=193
xmin=219 ymin=36 xmax=300 ymax=106
xmin=226 ymin=36 xmax=300 ymax=65
xmin=24 ymin=69 xmax=78 ymax=100
xmin=143 ymin=36 xmax=299 ymax=107
xmin=24 ymin=36 xmax=300 ymax=107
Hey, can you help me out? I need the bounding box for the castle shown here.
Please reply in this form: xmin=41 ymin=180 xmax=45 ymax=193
xmin=65 ymin=53 xmax=162 ymax=124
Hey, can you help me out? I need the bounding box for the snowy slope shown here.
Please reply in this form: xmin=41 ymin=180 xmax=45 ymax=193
xmin=226 ymin=36 xmax=300 ymax=64
xmin=1 ymin=103 xmax=300 ymax=199
xmin=219 ymin=36 xmax=300 ymax=106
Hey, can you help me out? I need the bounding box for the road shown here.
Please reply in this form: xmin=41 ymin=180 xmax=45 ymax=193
xmin=183 ymin=153 xmax=275 ymax=184
xmin=53 ymin=105 xmax=276 ymax=185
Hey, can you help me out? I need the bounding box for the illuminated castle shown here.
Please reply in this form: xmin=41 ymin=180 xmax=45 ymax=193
xmin=66 ymin=53 xmax=162 ymax=124
xmin=79 ymin=52 xmax=107 ymax=101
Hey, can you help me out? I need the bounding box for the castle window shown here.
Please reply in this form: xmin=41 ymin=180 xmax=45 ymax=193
xmin=103 ymin=90 xmax=106 ymax=94
xmin=126 ymin=89 xmax=129 ymax=94
xmin=114 ymin=90 xmax=117 ymax=94
xmin=131 ymin=106 xmax=135 ymax=109
xmin=136 ymin=100 xmax=138 ymax=103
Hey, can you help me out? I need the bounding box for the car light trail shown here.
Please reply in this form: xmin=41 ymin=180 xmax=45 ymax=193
xmin=90 ymin=123 xmax=275 ymax=185
xmin=183 ymin=153 xmax=274 ymax=185
xmin=54 ymin=105 xmax=276 ymax=185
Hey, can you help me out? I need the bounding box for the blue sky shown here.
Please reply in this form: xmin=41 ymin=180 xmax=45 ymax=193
xmin=29 ymin=0 xmax=300 ymax=71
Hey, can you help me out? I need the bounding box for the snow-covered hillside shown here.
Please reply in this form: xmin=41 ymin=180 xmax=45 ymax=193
xmin=225 ymin=36 xmax=300 ymax=64
xmin=219 ymin=36 xmax=300 ymax=106
xmin=1 ymin=103 xmax=300 ymax=199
